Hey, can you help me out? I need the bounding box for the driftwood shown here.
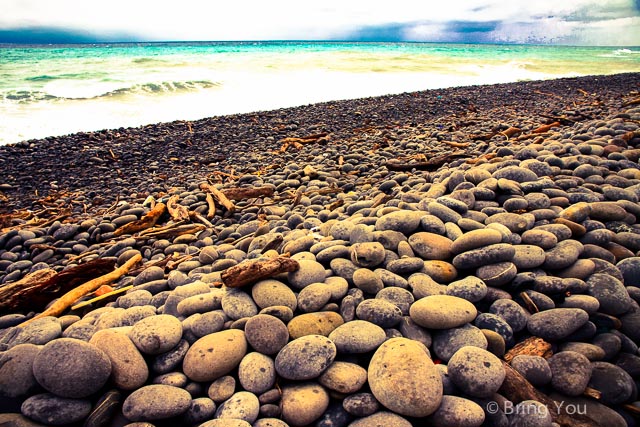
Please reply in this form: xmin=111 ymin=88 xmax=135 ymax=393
xmin=114 ymin=202 xmax=166 ymax=236
xmin=205 ymin=193 xmax=216 ymax=219
xmin=167 ymin=195 xmax=190 ymax=222
xmin=71 ymin=285 xmax=133 ymax=311
xmin=137 ymin=223 xmax=206 ymax=240
xmin=385 ymin=152 xmax=469 ymax=172
xmin=622 ymin=96 xmax=640 ymax=107
xmin=279 ymin=133 xmax=330 ymax=152
xmin=499 ymin=127 xmax=522 ymax=139
xmin=20 ymin=253 xmax=142 ymax=325
xmin=222 ymin=186 xmax=275 ymax=201
xmin=500 ymin=362 xmax=600 ymax=427
xmin=504 ymin=336 xmax=553 ymax=363
xmin=442 ymin=140 xmax=470 ymax=148
xmin=190 ymin=211 xmax=214 ymax=228
xmin=0 ymin=258 xmax=116 ymax=315
xmin=533 ymin=121 xmax=561 ymax=133
xmin=200 ymin=183 xmax=235 ymax=215
xmin=221 ymin=256 xmax=299 ymax=288
xmin=0 ymin=269 xmax=57 ymax=314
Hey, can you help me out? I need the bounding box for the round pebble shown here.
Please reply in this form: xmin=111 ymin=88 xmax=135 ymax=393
xmin=275 ymin=334 xmax=336 ymax=380
xmin=408 ymin=232 xmax=453 ymax=260
xmin=527 ymin=308 xmax=589 ymax=341
xmin=355 ymin=298 xmax=402 ymax=328
xmin=428 ymin=395 xmax=485 ymax=427
xmin=446 ymin=276 xmax=487 ymax=302
xmin=288 ymin=259 xmax=326 ymax=289
xmin=0 ymin=343 xmax=40 ymax=398
xmin=183 ymin=329 xmax=247 ymax=382
xmin=215 ymin=391 xmax=260 ymax=424
xmin=450 ymin=229 xmax=503 ymax=254
xmin=89 ymin=329 xmax=148 ymax=390
xmin=318 ymin=361 xmax=368 ymax=394
xmin=21 ymin=393 xmax=91 ymax=425
xmin=328 ymin=320 xmax=387 ymax=353
xmin=368 ymin=337 xmax=443 ymax=417
xmin=410 ymin=295 xmax=477 ymax=329
xmin=32 ymin=338 xmax=111 ymax=398
xmin=510 ymin=355 xmax=552 ymax=386
xmin=251 ymin=279 xmax=297 ymax=311
xmin=447 ymin=346 xmax=505 ymax=398
xmin=238 ymin=352 xmax=276 ymax=394
xmin=432 ymin=323 xmax=487 ymax=362
xmin=587 ymin=273 xmax=632 ymax=315
xmin=281 ymin=382 xmax=330 ymax=426
xmin=129 ymin=314 xmax=183 ymax=355
xmin=122 ymin=384 xmax=192 ymax=421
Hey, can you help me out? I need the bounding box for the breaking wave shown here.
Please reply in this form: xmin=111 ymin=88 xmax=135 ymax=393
xmin=1 ymin=79 xmax=221 ymax=103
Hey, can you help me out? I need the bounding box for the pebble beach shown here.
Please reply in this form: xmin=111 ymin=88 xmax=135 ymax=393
xmin=0 ymin=72 xmax=640 ymax=426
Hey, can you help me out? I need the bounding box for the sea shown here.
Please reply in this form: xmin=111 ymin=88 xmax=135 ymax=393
xmin=1 ymin=41 xmax=639 ymax=145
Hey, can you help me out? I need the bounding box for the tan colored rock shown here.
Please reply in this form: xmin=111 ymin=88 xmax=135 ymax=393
xmin=183 ymin=329 xmax=247 ymax=382
xmin=410 ymin=295 xmax=477 ymax=329
xmin=281 ymin=382 xmax=330 ymax=426
xmin=318 ymin=361 xmax=367 ymax=394
xmin=287 ymin=312 xmax=345 ymax=339
xmin=368 ymin=337 xmax=443 ymax=417
xmin=90 ymin=329 xmax=148 ymax=390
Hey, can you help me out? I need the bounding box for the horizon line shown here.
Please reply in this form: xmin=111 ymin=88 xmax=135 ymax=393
xmin=2 ymin=39 xmax=639 ymax=48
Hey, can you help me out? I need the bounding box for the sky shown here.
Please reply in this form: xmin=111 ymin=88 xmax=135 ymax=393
xmin=1 ymin=0 xmax=639 ymax=45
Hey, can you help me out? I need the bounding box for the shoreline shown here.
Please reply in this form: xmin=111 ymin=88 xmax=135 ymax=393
xmin=1 ymin=72 xmax=639 ymax=216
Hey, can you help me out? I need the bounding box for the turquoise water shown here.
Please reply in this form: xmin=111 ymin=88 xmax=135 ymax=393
xmin=1 ymin=41 xmax=639 ymax=144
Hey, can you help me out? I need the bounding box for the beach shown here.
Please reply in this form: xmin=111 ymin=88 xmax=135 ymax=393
xmin=1 ymin=72 xmax=640 ymax=426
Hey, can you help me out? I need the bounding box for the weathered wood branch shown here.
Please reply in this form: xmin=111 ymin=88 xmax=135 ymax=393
xmin=0 ymin=258 xmax=116 ymax=315
xmin=503 ymin=336 xmax=552 ymax=362
xmin=205 ymin=193 xmax=216 ymax=219
xmin=533 ymin=121 xmax=561 ymax=133
xmin=622 ymin=96 xmax=640 ymax=107
xmin=167 ymin=195 xmax=190 ymax=222
xmin=500 ymin=362 xmax=600 ymax=427
xmin=114 ymin=202 xmax=166 ymax=236
xmin=384 ymin=152 xmax=470 ymax=172
xmin=222 ymin=186 xmax=275 ymax=201
xmin=20 ymin=253 xmax=142 ymax=325
xmin=200 ymin=183 xmax=235 ymax=215
xmin=137 ymin=223 xmax=205 ymax=240
xmin=221 ymin=256 xmax=299 ymax=288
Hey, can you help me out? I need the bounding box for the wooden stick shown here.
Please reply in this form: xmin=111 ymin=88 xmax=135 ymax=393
xmin=499 ymin=127 xmax=522 ymax=140
xmin=385 ymin=152 xmax=469 ymax=172
xmin=500 ymin=362 xmax=599 ymax=427
xmin=205 ymin=193 xmax=216 ymax=219
xmin=622 ymin=97 xmax=640 ymax=107
xmin=0 ymin=258 xmax=117 ymax=315
xmin=20 ymin=253 xmax=142 ymax=325
xmin=533 ymin=121 xmax=561 ymax=133
xmin=114 ymin=202 xmax=166 ymax=236
xmin=504 ymin=336 xmax=552 ymax=362
xmin=222 ymin=186 xmax=275 ymax=201
xmin=167 ymin=195 xmax=190 ymax=222
xmin=71 ymin=285 xmax=133 ymax=311
xmin=190 ymin=211 xmax=214 ymax=228
xmin=137 ymin=223 xmax=205 ymax=240
xmin=221 ymin=256 xmax=299 ymax=288
xmin=442 ymin=140 xmax=470 ymax=148
xmin=0 ymin=269 xmax=57 ymax=313
xmin=200 ymin=183 xmax=235 ymax=215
